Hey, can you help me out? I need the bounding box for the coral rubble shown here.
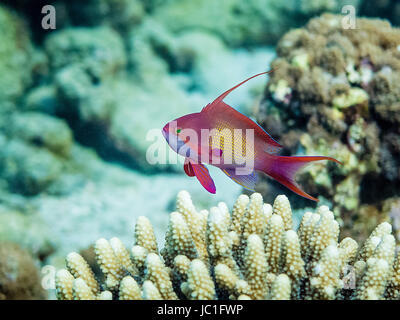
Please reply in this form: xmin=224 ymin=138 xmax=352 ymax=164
xmin=56 ymin=191 xmax=400 ymax=300
xmin=256 ymin=14 xmax=400 ymax=241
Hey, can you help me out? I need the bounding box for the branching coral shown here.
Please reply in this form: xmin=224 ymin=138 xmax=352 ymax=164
xmin=56 ymin=191 xmax=400 ymax=300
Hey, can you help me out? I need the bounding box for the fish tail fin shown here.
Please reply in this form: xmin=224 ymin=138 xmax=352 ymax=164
xmin=259 ymin=155 xmax=341 ymax=202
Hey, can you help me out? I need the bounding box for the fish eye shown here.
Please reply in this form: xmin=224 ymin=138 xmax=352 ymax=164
xmin=176 ymin=128 xmax=182 ymax=134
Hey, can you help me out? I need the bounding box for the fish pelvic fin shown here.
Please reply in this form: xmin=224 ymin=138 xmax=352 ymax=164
xmin=184 ymin=158 xmax=195 ymax=177
xmin=190 ymin=162 xmax=216 ymax=194
xmin=260 ymin=155 xmax=341 ymax=202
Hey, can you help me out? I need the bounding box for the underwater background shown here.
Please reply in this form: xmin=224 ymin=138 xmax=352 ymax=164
xmin=0 ymin=0 xmax=399 ymax=299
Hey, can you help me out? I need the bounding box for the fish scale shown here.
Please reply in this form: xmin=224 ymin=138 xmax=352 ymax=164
xmin=209 ymin=121 xmax=256 ymax=166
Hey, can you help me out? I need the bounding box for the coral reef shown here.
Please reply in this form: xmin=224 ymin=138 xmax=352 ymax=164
xmin=256 ymin=14 xmax=400 ymax=241
xmin=151 ymin=0 xmax=360 ymax=46
xmin=0 ymin=6 xmax=34 ymax=108
xmin=66 ymin=0 xmax=144 ymax=32
xmin=56 ymin=191 xmax=400 ymax=300
xmin=0 ymin=242 xmax=45 ymax=300
xmin=0 ymin=112 xmax=73 ymax=196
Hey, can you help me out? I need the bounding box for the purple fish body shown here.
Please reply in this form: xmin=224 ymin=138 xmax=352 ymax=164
xmin=162 ymin=71 xmax=341 ymax=201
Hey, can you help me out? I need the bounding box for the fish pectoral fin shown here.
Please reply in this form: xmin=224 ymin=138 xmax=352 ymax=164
xmin=222 ymin=168 xmax=257 ymax=191
xmin=191 ymin=163 xmax=216 ymax=194
xmin=184 ymin=158 xmax=195 ymax=177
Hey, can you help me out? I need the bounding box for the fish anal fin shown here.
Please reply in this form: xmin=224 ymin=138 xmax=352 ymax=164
xmin=222 ymin=168 xmax=257 ymax=191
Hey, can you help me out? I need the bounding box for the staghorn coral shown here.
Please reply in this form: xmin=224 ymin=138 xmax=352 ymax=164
xmin=308 ymin=245 xmax=342 ymax=299
xmin=56 ymin=191 xmax=400 ymax=300
xmin=269 ymin=274 xmax=291 ymax=300
xmin=281 ymin=230 xmax=305 ymax=298
xmin=181 ymin=259 xmax=215 ymax=300
xmin=144 ymin=253 xmax=177 ymax=300
xmin=119 ymin=276 xmax=142 ymax=300
xmin=256 ymin=14 xmax=400 ymax=243
xmin=243 ymin=235 xmax=267 ymax=299
xmin=65 ymin=252 xmax=99 ymax=295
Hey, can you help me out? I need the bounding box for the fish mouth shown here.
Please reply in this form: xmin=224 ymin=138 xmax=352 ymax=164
xmin=162 ymin=125 xmax=168 ymax=140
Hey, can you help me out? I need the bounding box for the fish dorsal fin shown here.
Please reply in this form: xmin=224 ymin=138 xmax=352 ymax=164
xmin=202 ymin=103 xmax=212 ymax=113
xmin=201 ymin=70 xmax=282 ymax=153
xmin=202 ymin=70 xmax=275 ymax=113
xmin=203 ymin=100 xmax=283 ymax=153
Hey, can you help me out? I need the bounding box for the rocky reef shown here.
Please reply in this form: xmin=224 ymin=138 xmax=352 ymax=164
xmin=55 ymin=191 xmax=400 ymax=300
xmin=256 ymin=14 xmax=400 ymax=242
xmin=0 ymin=242 xmax=45 ymax=300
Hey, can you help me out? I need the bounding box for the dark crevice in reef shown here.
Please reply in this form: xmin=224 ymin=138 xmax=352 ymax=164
xmin=359 ymin=174 xmax=400 ymax=205
xmin=360 ymin=0 xmax=400 ymax=26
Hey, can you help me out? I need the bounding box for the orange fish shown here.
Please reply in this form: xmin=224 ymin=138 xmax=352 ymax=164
xmin=162 ymin=71 xmax=341 ymax=201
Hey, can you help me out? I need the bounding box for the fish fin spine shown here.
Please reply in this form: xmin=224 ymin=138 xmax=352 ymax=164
xmin=202 ymin=69 xmax=275 ymax=113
